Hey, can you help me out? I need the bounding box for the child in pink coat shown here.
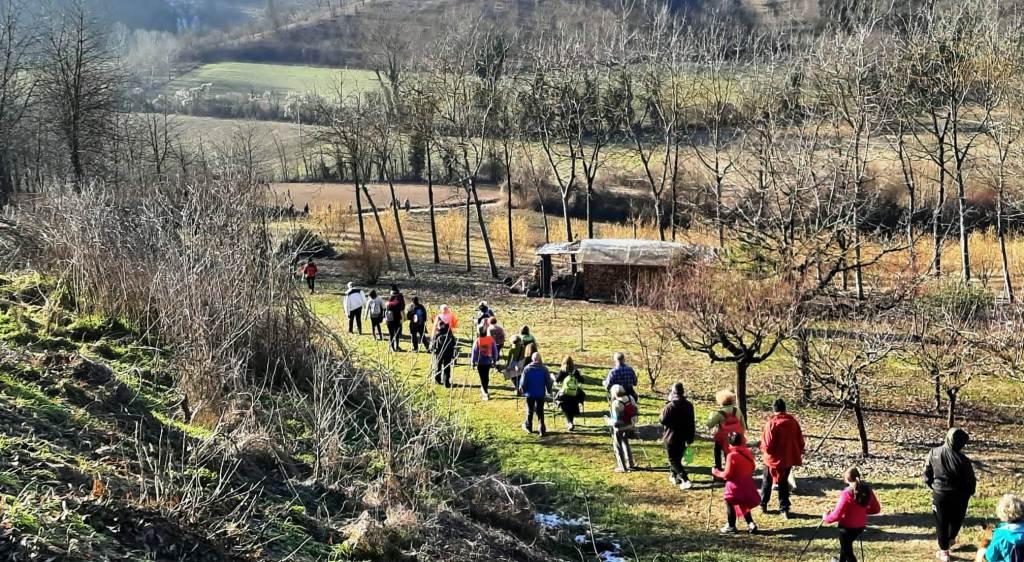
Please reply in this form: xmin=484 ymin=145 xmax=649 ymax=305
xmin=823 ymin=467 xmax=882 ymax=562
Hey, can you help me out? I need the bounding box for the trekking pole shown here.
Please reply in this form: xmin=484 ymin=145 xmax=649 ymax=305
xmin=860 ymin=535 xmax=866 ymax=562
xmin=795 ymin=519 xmax=825 ymax=562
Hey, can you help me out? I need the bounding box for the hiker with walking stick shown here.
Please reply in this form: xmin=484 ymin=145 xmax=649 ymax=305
xmin=822 ymin=467 xmax=881 ymax=562
xmin=554 ymin=356 xmax=584 ymax=431
xmin=712 ymin=431 xmax=760 ymax=534
xmin=660 ymin=382 xmax=695 ymax=491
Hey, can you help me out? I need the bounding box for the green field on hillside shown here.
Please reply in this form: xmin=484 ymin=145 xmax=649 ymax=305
xmin=164 ymin=62 xmax=379 ymax=96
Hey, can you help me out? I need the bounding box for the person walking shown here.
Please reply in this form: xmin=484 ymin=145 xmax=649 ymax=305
xmin=519 ymin=326 xmax=538 ymax=355
xmin=518 ymin=352 xmax=552 ymax=437
xmin=554 ymin=356 xmax=585 ymax=431
xmin=823 ymin=467 xmax=882 ymax=562
xmin=603 ymin=352 xmax=638 ymax=401
xmin=471 ymin=326 xmax=498 ymax=401
xmin=707 ymin=389 xmax=745 ymax=472
xmin=343 ymin=282 xmax=366 ymax=334
xmin=712 ymin=432 xmax=760 ymax=534
xmin=487 ymin=317 xmax=506 ymax=367
xmin=759 ymin=398 xmax=805 ymax=518
xmin=506 ymin=334 xmax=526 ymax=392
xmin=976 ymin=494 xmax=1024 ymax=562
xmin=433 ymin=305 xmax=458 ymax=337
xmin=607 ymin=384 xmax=638 ymax=473
xmin=298 ymin=258 xmax=318 ymax=294
xmin=430 ymin=321 xmax=457 ymax=388
xmin=475 ymin=301 xmax=494 ymax=328
xmin=406 ymin=296 xmax=428 ymax=353
xmin=925 ymin=427 xmax=977 ymax=562
xmin=385 ymin=290 xmax=405 ymax=352
xmin=660 ymin=382 xmax=695 ymax=490
xmin=366 ymin=290 xmax=385 ymax=341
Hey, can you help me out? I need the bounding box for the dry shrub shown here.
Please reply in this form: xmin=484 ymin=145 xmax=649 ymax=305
xmin=308 ymin=204 xmax=354 ymax=240
xmin=435 ymin=209 xmax=465 ymax=263
xmin=13 ymin=177 xmax=316 ymax=412
xmin=351 ymin=238 xmax=388 ymax=284
xmin=487 ymin=212 xmax=539 ymax=258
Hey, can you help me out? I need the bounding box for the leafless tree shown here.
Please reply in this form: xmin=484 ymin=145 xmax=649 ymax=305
xmin=427 ymin=21 xmax=502 ymax=278
xmin=647 ymin=263 xmax=798 ymax=419
xmin=38 ymin=0 xmax=123 ymax=189
xmin=0 ymin=0 xmax=34 ymax=206
xmin=804 ymin=326 xmax=901 ymax=457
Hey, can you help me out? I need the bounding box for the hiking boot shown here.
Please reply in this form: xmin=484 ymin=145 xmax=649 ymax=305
xmin=613 ymin=467 xmax=628 ymax=473
xmin=521 ymin=423 xmax=532 ymax=434
xmin=538 ymin=428 xmax=547 ymax=438
xmin=668 ymin=474 xmax=680 ymax=486
xmin=747 ymin=523 xmax=758 ymax=534
xmin=566 ymin=421 xmax=575 ymax=431
xmin=678 ymin=479 xmax=693 ymax=491
xmin=719 ymin=525 xmax=737 ymax=534
xmin=935 ymin=551 xmax=950 ymax=562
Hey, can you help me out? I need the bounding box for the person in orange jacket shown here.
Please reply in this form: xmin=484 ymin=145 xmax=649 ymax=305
xmin=759 ymin=398 xmax=805 ymax=518
xmin=712 ymin=432 xmax=760 ymax=534
xmin=433 ymin=304 xmax=458 ymax=337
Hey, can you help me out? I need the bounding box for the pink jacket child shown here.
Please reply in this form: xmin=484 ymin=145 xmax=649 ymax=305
xmin=823 ymin=468 xmax=881 ymax=562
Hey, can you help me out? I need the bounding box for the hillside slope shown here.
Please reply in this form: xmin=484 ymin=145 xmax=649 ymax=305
xmin=0 ymin=274 xmax=560 ymax=561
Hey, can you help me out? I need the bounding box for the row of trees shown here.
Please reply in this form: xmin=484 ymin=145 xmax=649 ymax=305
xmin=280 ymin=0 xmax=1024 ymax=295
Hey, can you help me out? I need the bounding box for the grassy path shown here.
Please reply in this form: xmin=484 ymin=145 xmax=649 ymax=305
xmin=307 ymin=275 xmax=1001 ymax=562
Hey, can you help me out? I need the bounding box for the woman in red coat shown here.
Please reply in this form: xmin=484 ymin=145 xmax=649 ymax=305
xmin=712 ymin=432 xmax=760 ymax=534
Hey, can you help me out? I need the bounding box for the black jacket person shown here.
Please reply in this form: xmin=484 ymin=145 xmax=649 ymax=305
xmin=924 ymin=427 xmax=977 ymax=561
xmin=660 ymin=382 xmax=696 ymax=489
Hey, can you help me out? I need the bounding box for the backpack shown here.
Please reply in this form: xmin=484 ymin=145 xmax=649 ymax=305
xmin=715 ymin=409 xmax=745 ymax=445
xmin=385 ymin=309 xmax=398 ymax=323
xmin=411 ymin=307 xmax=426 ymax=324
xmin=562 ymin=374 xmax=580 ymax=397
xmin=619 ymin=400 xmax=637 ymax=426
xmin=369 ymin=299 xmax=383 ymax=317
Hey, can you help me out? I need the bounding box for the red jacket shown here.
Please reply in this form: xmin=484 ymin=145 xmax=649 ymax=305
xmin=299 ymin=263 xmax=318 ymax=278
xmin=760 ymin=413 xmax=805 ymax=469
xmin=713 ymin=445 xmax=761 ymax=513
xmin=824 ymin=487 xmax=881 ymax=529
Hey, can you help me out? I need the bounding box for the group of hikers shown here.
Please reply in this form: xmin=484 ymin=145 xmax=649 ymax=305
xmin=330 ymin=282 xmax=1023 ymax=562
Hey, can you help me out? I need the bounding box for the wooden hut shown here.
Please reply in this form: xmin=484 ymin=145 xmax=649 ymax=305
xmin=534 ymin=238 xmax=714 ymax=301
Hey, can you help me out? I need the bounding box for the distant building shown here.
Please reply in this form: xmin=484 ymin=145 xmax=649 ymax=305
xmin=534 ymin=238 xmax=715 ymax=302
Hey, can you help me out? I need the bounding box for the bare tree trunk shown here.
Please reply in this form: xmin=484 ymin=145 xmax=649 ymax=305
xmin=384 ymin=165 xmax=415 ymax=277
xmin=470 ymin=178 xmax=499 ymax=278
xmin=427 ymin=147 xmax=439 ymax=264
xmin=562 ymin=193 xmax=576 ymax=274
xmin=998 ymin=190 xmax=1014 ymax=303
xmin=361 ymin=184 xmax=393 ymax=269
xmin=736 ymin=361 xmax=749 ymax=425
xmin=945 ymin=389 xmax=957 ymax=429
xmin=933 ymin=370 xmax=942 ymax=414
xmin=538 ymin=182 xmax=550 ymax=244
xmin=586 ymin=179 xmax=594 ymax=240
xmin=956 ymin=172 xmax=971 ymax=281
xmin=465 ymin=188 xmax=471 ymax=273
xmin=504 ymin=145 xmax=515 ymax=268
xmin=853 ymin=401 xmax=869 ymax=458
xmin=353 ymin=165 xmax=366 ymax=243
xmin=932 ymin=142 xmax=946 ymax=278
xmin=795 ymin=330 xmax=811 ymax=401
xmin=670 ymin=139 xmax=680 ymax=242
xmin=715 ymin=178 xmax=725 ymax=248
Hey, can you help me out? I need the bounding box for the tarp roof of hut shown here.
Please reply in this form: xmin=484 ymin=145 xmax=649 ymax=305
xmin=535 ymin=240 xmax=581 ymax=256
xmin=576 ymin=238 xmax=714 ymax=267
